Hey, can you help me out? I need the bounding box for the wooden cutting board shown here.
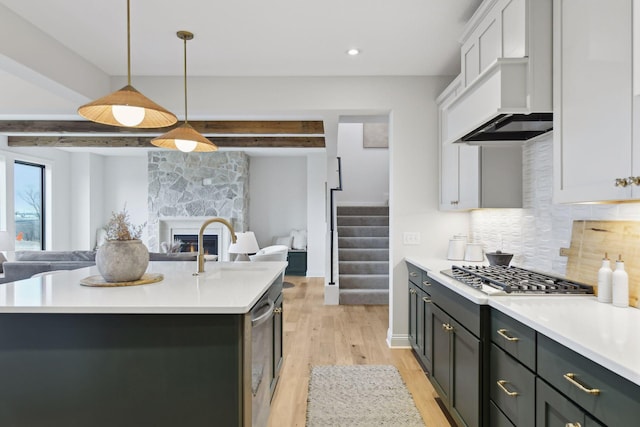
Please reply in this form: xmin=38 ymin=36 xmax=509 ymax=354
xmin=561 ymin=220 xmax=640 ymax=307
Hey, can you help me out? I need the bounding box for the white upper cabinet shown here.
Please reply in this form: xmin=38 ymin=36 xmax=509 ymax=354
xmin=442 ymin=0 xmax=552 ymax=144
xmin=553 ymin=0 xmax=637 ymax=202
xmin=438 ymin=77 xmax=521 ymax=211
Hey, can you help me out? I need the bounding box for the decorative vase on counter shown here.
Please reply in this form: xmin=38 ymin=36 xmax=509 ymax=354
xmin=96 ymin=205 xmax=149 ymax=283
xmin=96 ymin=239 xmax=149 ymax=282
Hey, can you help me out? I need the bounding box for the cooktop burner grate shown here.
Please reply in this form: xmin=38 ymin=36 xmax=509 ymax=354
xmin=444 ymin=265 xmax=594 ymax=295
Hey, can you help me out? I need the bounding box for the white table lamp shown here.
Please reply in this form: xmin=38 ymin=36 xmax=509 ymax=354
xmin=228 ymin=231 xmax=259 ymax=261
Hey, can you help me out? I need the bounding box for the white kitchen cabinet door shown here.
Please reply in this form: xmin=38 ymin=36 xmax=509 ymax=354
xmin=441 ymin=143 xmax=461 ymax=210
xmin=440 ymin=143 xmax=480 ymax=211
xmin=553 ymin=0 xmax=634 ymax=203
xmin=458 ymin=145 xmax=481 ymax=209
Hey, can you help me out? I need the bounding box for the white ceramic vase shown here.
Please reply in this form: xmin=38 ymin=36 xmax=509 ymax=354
xmin=96 ymin=239 xmax=149 ymax=282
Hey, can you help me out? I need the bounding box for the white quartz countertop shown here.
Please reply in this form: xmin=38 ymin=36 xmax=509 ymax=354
xmin=405 ymin=256 xmax=640 ymax=387
xmin=0 ymin=261 xmax=287 ymax=314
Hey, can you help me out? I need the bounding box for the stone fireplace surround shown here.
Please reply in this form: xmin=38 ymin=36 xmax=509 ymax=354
xmin=147 ymin=151 xmax=249 ymax=259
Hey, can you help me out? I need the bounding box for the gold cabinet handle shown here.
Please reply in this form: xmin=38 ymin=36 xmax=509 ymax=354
xmin=442 ymin=323 xmax=454 ymax=332
xmin=422 ymin=280 xmax=431 ymax=287
xmin=273 ymin=307 xmax=283 ymax=314
xmin=615 ymin=177 xmax=630 ymax=187
xmin=422 ymin=297 xmax=432 ymax=303
xmin=565 ymin=423 xmax=581 ymax=427
xmin=497 ymin=328 xmax=519 ymax=342
xmin=496 ymin=380 xmax=519 ymax=397
xmin=563 ymin=373 xmax=600 ymax=395
xmin=409 ymin=271 xmax=418 ymax=277
xmin=630 ymin=176 xmax=640 ymax=186
xmin=409 ymin=288 xmax=416 ymax=295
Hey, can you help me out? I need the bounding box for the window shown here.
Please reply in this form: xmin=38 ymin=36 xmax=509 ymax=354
xmin=14 ymin=161 xmax=45 ymax=250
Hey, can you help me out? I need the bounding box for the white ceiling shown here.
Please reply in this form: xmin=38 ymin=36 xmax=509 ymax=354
xmin=0 ymin=0 xmax=481 ymax=155
xmin=0 ymin=0 xmax=480 ymax=77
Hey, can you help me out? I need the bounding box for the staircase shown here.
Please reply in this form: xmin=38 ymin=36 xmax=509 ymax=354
xmin=337 ymin=206 xmax=389 ymax=304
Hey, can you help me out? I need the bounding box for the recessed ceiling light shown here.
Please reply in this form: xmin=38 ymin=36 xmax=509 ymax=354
xmin=347 ymin=48 xmax=361 ymax=56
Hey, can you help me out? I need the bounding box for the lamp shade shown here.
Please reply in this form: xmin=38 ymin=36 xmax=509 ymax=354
xmin=151 ymin=122 xmax=217 ymax=152
xmin=228 ymin=232 xmax=259 ymax=255
xmin=78 ymin=85 xmax=178 ymax=128
xmin=0 ymin=231 xmax=15 ymax=251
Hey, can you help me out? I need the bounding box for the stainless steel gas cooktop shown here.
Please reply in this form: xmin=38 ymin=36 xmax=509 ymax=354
xmin=441 ymin=265 xmax=594 ymax=296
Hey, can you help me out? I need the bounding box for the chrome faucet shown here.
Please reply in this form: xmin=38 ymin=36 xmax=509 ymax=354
xmin=196 ymin=217 xmax=237 ymax=274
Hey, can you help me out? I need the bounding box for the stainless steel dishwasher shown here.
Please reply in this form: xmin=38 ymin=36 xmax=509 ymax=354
xmin=248 ymin=282 xmax=280 ymax=427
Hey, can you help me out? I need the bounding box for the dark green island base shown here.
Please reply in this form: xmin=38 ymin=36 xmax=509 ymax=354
xmin=0 ymin=284 xmax=284 ymax=427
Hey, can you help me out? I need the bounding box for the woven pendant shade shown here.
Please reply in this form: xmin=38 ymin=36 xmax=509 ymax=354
xmin=150 ymin=30 xmax=217 ymax=152
xmin=151 ymin=122 xmax=217 ymax=152
xmin=77 ymin=0 xmax=176 ymax=129
xmin=78 ymin=85 xmax=177 ymax=128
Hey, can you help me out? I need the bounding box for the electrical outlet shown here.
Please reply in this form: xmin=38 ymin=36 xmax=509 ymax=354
xmin=403 ymin=232 xmax=421 ymax=245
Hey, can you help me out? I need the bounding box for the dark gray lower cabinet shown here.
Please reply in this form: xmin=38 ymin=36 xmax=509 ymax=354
xmin=536 ymin=378 xmax=603 ymax=427
xmin=430 ymin=303 xmax=481 ymax=427
xmin=408 ymin=275 xmax=433 ymax=373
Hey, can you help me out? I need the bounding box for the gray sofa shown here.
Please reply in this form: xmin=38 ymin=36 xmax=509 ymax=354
xmin=0 ymin=250 xmax=197 ymax=284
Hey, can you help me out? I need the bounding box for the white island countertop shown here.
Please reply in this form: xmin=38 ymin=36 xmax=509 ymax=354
xmin=405 ymin=256 xmax=640 ymax=387
xmin=0 ymin=261 xmax=287 ymax=314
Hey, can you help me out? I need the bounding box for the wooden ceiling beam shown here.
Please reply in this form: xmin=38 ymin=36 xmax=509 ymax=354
xmin=7 ymin=136 xmax=325 ymax=148
xmin=0 ymin=120 xmax=324 ymax=135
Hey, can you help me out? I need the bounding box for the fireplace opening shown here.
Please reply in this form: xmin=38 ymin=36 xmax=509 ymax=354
xmin=174 ymin=234 xmax=218 ymax=255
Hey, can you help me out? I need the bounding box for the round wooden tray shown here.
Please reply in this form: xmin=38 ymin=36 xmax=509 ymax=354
xmin=80 ymin=273 xmax=164 ymax=287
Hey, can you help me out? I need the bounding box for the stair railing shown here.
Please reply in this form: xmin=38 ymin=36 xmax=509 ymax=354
xmin=329 ymin=157 xmax=343 ymax=285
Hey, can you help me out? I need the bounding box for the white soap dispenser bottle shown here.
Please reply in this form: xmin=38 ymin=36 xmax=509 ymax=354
xmin=597 ymin=252 xmax=612 ymax=303
xmin=612 ymin=254 xmax=629 ymax=308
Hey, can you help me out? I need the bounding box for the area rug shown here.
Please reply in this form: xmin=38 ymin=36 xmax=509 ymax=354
xmin=306 ymin=365 xmax=425 ymax=427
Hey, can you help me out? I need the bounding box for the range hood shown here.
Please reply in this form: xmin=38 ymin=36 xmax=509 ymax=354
xmin=460 ymin=112 xmax=553 ymax=144
xmin=442 ymin=58 xmax=552 ymax=145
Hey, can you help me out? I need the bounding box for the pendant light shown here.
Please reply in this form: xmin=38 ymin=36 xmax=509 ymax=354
xmin=77 ymin=0 xmax=177 ymax=128
xmin=151 ymin=31 xmax=217 ymax=152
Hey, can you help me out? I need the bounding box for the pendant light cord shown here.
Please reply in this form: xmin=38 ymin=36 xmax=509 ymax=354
xmin=126 ymin=0 xmax=132 ymax=86
xmin=183 ymin=36 xmax=188 ymax=123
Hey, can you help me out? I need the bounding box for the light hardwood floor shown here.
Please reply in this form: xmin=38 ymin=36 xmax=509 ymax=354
xmin=268 ymin=276 xmax=455 ymax=427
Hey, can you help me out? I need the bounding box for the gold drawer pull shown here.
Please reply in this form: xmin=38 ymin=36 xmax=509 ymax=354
xmin=563 ymin=373 xmax=600 ymax=395
xmin=442 ymin=323 xmax=454 ymax=332
xmin=565 ymin=423 xmax=581 ymax=427
xmin=422 ymin=297 xmax=432 ymax=303
xmin=409 ymin=288 xmax=416 ymax=295
xmin=497 ymin=329 xmax=519 ymax=342
xmin=496 ymin=380 xmax=519 ymax=397
xmin=273 ymin=307 xmax=283 ymax=314
xmin=422 ymin=280 xmax=432 ymax=287
xmin=409 ymin=272 xmax=418 ymax=277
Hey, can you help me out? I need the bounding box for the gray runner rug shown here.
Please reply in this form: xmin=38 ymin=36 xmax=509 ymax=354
xmin=306 ymin=365 xmax=425 ymax=426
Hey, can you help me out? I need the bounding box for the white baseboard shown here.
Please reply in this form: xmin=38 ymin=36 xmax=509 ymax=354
xmin=386 ymin=332 xmax=411 ymax=348
xmin=324 ymin=283 xmax=339 ymax=305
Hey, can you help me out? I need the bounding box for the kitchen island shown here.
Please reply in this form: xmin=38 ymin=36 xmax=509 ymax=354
xmin=0 ymin=261 xmax=287 ymax=427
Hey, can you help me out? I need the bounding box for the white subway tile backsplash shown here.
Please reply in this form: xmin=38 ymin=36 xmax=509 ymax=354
xmin=470 ymin=137 xmax=640 ymax=275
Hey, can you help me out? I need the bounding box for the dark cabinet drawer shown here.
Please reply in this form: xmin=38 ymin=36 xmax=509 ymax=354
xmin=491 ymin=309 xmax=536 ymax=370
xmin=427 ymin=274 xmax=483 ymax=337
xmin=490 ymin=344 xmax=535 ymax=427
xmin=407 ymin=263 xmax=422 ymax=286
xmin=490 ymin=401 xmax=515 ymax=427
xmin=536 ymin=378 xmax=604 ymax=427
xmin=537 ymin=333 xmax=640 ymax=427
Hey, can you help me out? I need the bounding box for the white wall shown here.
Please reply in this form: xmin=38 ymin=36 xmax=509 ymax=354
xmin=103 ymin=156 xmax=149 ymax=244
xmin=249 ymin=156 xmax=307 ymax=248
xmin=336 ymin=123 xmax=389 ymax=206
